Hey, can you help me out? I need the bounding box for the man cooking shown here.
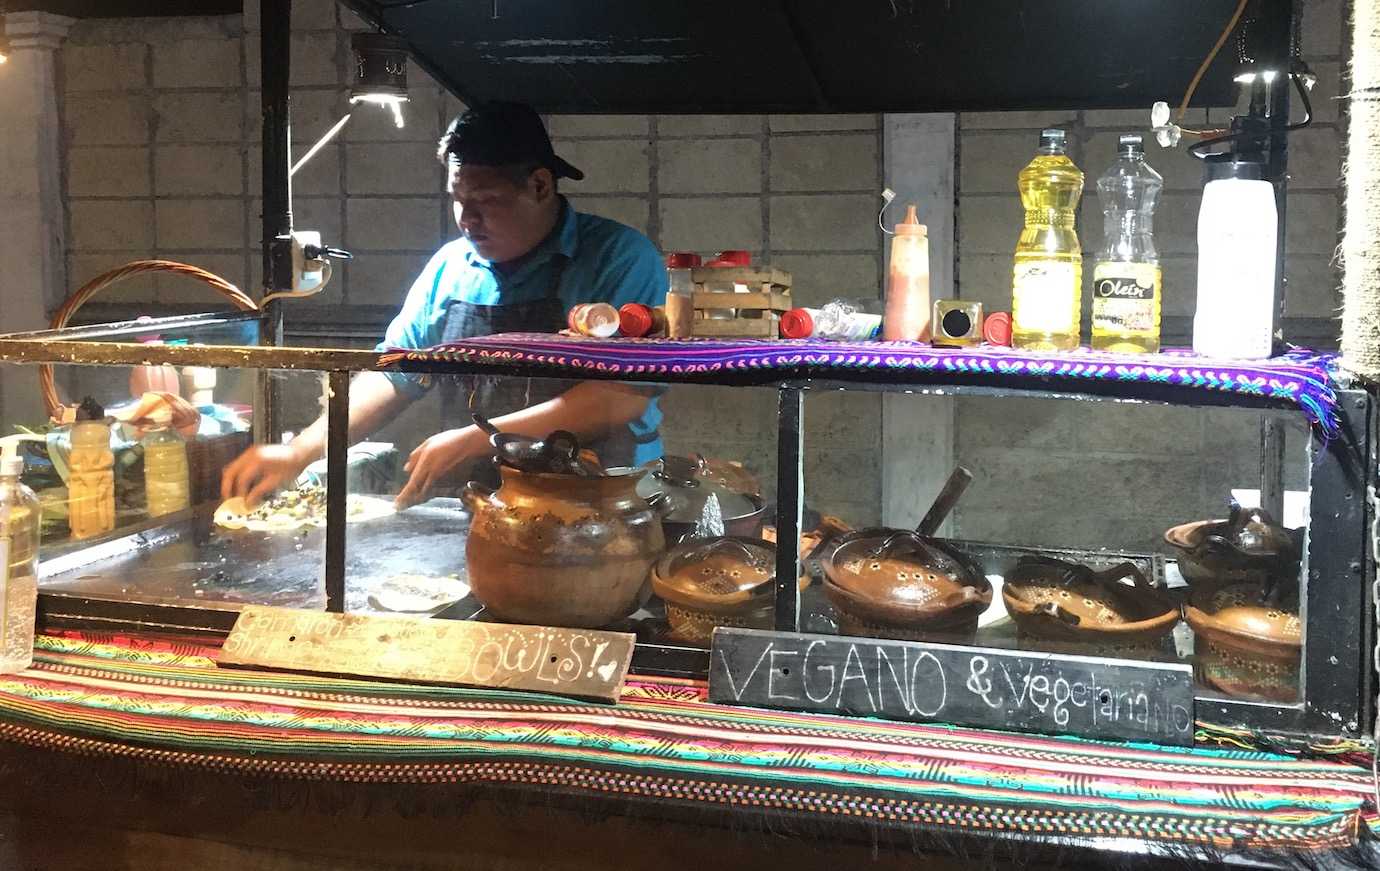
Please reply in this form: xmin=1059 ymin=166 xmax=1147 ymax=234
xmin=222 ymin=102 xmax=666 ymax=509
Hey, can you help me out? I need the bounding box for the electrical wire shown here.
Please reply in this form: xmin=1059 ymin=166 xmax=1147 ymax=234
xmin=1177 ymin=0 xmax=1251 ymax=123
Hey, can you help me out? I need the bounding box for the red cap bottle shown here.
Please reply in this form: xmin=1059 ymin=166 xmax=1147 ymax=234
xmin=780 ymin=308 xmax=815 ymax=340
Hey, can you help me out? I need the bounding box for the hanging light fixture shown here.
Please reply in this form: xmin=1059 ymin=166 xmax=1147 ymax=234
xmin=349 ymin=32 xmax=410 ymax=128
xmin=290 ymin=31 xmax=411 ymax=176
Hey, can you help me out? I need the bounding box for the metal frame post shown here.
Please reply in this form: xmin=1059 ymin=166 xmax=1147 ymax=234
xmin=774 ymin=386 xmax=804 ymax=631
xmin=324 ymin=370 xmax=350 ymax=613
xmin=258 ymin=0 xmax=292 ymax=445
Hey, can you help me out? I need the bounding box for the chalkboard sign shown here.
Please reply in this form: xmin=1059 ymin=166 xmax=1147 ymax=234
xmin=709 ymin=628 xmax=1194 ymax=746
xmin=220 ymin=606 xmax=634 ymax=703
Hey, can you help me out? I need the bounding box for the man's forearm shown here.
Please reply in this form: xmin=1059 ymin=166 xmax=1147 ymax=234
xmin=484 ymin=381 xmax=651 ymax=443
xmin=286 ymin=371 xmax=413 ymax=463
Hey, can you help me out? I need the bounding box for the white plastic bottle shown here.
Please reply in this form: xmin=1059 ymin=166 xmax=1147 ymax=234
xmin=0 ymin=452 xmax=39 ymax=673
xmin=1193 ymin=159 xmax=1278 ymax=359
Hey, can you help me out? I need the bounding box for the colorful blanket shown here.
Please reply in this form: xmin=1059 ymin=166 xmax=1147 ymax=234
xmin=0 ymin=632 xmax=1372 ymax=855
xmin=380 ymin=336 xmax=1344 ymax=437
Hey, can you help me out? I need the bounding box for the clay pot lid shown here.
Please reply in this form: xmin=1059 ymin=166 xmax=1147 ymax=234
xmin=635 ymin=456 xmax=758 ymax=522
xmin=1185 ymin=582 xmax=1302 ymax=649
xmin=823 ymin=529 xmax=990 ymax=619
xmin=692 ymin=454 xmax=761 ymax=497
xmin=653 ymin=536 xmax=776 ymax=611
xmin=1165 ymin=502 xmax=1300 ymax=567
xmin=1003 ymin=556 xmax=1176 ymax=635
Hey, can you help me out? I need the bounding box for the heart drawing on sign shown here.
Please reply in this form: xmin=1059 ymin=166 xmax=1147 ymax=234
xmin=596 ymin=659 xmax=618 ymax=683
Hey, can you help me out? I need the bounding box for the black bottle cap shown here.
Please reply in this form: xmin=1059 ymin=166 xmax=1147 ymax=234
xmin=75 ymin=396 xmax=105 ymax=421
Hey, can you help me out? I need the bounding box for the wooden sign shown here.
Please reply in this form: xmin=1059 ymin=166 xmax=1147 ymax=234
xmin=709 ymin=628 xmax=1195 ymax=746
xmin=220 ymin=606 xmax=635 ymax=703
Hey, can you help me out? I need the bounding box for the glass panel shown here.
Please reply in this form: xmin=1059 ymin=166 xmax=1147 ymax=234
xmin=803 ymin=390 xmax=1308 ymax=705
xmin=44 ymin=313 xmax=263 ymax=348
xmin=341 ymin=375 xmax=780 ymax=644
xmin=0 ymin=360 xmax=330 ymax=610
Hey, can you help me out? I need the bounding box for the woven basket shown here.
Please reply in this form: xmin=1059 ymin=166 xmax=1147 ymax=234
xmin=41 ymin=260 xmax=261 ymax=506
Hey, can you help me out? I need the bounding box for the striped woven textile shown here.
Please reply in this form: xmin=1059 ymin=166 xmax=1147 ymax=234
xmin=379 ymin=335 xmax=1343 ymax=437
xmin=0 ymin=633 xmax=1374 ymax=854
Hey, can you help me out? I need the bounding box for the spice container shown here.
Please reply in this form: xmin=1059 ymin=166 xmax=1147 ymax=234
xmin=618 ymin=303 xmax=667 ymax=338
xmin=883 ymin=204 xmax=931 ymax=341
xmin=567 ymin=303 xmax=621 ymax=337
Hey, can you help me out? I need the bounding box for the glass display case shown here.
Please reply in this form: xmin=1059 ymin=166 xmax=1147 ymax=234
xmin=0 ymin=313 xmax=1371 ymax=739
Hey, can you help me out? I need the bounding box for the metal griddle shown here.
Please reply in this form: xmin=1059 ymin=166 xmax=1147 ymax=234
xmin=39 ymin=498 xmax=474 ymax=614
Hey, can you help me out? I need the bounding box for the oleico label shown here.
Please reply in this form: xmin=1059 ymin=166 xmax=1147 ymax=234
xmin=1092 ymin=262 xmax=1161 ymax=334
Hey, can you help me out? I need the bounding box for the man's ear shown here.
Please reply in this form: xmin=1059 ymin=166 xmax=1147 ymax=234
xmin=530 ymin=167 xmax=557 ymax=201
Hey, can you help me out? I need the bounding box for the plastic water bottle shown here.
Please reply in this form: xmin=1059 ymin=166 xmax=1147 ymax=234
xmin=1193 ymin=159 xmax=1277 ymax=360
xmin=1092 ymin=134 xmax=1164 ymax=354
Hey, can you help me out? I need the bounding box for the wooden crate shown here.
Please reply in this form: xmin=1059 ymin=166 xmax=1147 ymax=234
xmin=687 ymin=266 xmax=792 ymax=338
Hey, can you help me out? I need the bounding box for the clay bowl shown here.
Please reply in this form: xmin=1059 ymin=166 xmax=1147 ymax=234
xmin=822 ymin=528 xmax=991 ymax=643
xmin=1002 ymin=556 xmax=1179 ymax=657
xmin=1183 ymin=581 xmax=1301 ymax=703
xmin=651 ymin=536 xmax=783 ymax=646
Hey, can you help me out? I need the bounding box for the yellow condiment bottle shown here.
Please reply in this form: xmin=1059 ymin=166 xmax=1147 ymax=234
xmin=68 ymin=398 xmax=115 ymax=540
xmin=1011 ymin=128 xmax=1085 ymax=351
xmin=143 ymin=425 xmax=190 ymax=517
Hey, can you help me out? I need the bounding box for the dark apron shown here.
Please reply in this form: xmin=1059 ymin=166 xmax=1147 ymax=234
xmin=435 ymin=257 xmax=637 ymax=489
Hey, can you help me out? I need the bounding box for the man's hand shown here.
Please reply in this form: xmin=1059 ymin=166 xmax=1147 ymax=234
xmin=397 ymin=426 xmax=485 ymax=509
xmin=220 ymin=443 xmax=314 ymax=508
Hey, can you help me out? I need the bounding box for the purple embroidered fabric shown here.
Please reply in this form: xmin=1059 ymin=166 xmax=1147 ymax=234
xmin=380 ymin=335 xmax=1343 ymax=436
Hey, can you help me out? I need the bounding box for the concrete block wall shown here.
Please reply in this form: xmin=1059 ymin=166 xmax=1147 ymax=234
xmin=57 ymin=3 xmax=887 ymax=524
xmin=947 ymin=0 xmax=1345 ymax=551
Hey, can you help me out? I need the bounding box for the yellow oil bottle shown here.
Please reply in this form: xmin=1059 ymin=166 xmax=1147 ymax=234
xmin=1011 ymin=129 xmax=1085 ymax=351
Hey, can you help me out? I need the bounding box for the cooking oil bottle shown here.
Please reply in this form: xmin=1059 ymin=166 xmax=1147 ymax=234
xmin=0 ymin=450 xmax=39 ymax=673
xmin=1092 ymin=134 xmax=1164 ymax=353
xmin=1011 ymin=129 xmax=1085 ymax=351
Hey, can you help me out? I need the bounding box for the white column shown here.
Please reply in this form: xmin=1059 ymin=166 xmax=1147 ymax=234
xmin=0 ymin=11 xmax=73 ymax=424
xmin=880 ymin=114 xmax=958 ymax=531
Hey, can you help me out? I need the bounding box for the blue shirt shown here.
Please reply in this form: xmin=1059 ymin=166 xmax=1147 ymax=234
xmin=377 ymin=199 xmax=667 ymax=465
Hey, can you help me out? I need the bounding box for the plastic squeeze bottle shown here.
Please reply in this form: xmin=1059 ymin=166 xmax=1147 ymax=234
xmin=1192 ymin=158 xmax=1278 ymax=359
xmin=1011 ymin=129 xmax=1085 ymax=351
xmin=68 ymin=397 xmax=115 ymax=540
xmin=0 ymin=450 xmax=39 ymax=673
xmin=1092 ymin=134 xmax=1164 ymax=353
xmin=143 ymin=423 xmax=190 ymax=517
xmin=883 ymin=204 xmax=931 ymax=341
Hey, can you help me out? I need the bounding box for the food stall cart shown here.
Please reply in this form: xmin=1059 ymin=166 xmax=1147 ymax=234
xmin=0 ymin=0 xmax=1376 ymax=868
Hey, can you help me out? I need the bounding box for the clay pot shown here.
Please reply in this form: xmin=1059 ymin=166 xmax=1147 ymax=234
xmin=651 ymin=536 xmax=780 ymax=646
xmin=630 ymin=456 xmax=766 ymax=543
xmin=462 ymin=466 xmax=665 ymax=629
xmin=1164 ymin=502 xmax=1300 ymax=589
xmin=1002 ymin=556 xmax=1179 ymax=657
xmin=1183 ymin=581 xmax=1301 ymax=703
xmin=822 ymin=529 xmax=991 ymax=643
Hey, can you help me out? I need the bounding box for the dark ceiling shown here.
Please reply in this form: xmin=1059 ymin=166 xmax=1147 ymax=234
xmin=11 ymin=1 xmax=239 ymax=16
xmin=338 ymin=0 xmax=1290 ymax=114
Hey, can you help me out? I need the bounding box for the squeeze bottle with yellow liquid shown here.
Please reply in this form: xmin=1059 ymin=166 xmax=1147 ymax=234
xmin=1011 ymin=129 xmax=1085 ymax=351
xmin=68 ymin=397 xmax=115 ymax=540
xmin=1092 ymin=134 xmax=1164 ymax=353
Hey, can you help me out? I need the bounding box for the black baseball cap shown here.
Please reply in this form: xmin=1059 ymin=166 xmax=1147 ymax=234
xmin=438 ymin=101 xmax=584 ymax=181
